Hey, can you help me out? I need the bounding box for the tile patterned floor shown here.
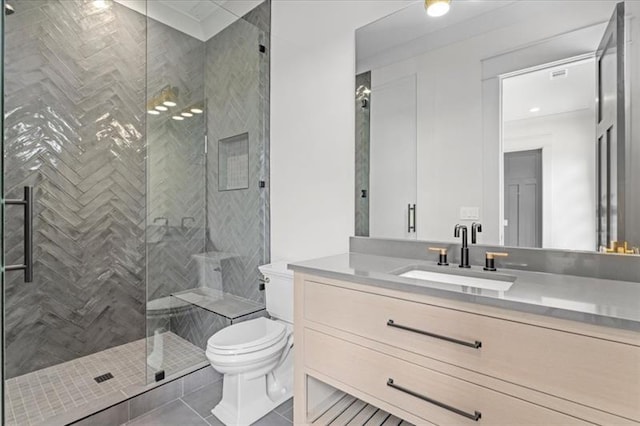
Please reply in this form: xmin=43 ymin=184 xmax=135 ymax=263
xmin=127 ymin=378 xmax=292 ymax=426
xmin=5 ymin=332 xmax=206 ymax=426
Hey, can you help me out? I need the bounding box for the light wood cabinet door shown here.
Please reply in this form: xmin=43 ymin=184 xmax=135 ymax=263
xmin=305 ymin=328 xmax=593 ymax=426
xmin=304 ymin=280 xmax=640 ymax=421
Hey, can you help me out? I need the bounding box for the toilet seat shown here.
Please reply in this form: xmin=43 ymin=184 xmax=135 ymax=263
xmin=206 ymin=317 xmax=287 ymax=356
xmin=206 ymin=333 xmax=288 ymax=371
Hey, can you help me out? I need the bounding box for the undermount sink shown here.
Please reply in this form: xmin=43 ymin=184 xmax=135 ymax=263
xmin=398 ymin=269 xmax=514 ymax=292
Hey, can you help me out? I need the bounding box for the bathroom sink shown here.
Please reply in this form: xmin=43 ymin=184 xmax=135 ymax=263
xmin=398 ymin=269 xmax=514 ymax=292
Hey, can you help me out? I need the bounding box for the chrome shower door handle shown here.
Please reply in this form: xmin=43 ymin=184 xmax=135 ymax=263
xmin=5 ymin=186 xmax=34 ymax=283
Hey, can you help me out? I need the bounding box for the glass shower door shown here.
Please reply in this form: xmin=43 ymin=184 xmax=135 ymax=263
xmin=2 ymin=1 xmax=148 ymax=424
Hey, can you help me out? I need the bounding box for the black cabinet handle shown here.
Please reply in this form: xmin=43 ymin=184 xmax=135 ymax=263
xmin=387 ymin=378 xmax=481 ymax=421
xmin=387 ymin=319 xmax=481 ymax=349
xmin=407 ymin=204 xmax=416 ymax=233
xmin=5 ymin=186 xmax=34 ymax=283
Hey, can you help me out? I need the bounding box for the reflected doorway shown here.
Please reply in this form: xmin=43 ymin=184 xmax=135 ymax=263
xmin=500 ymin=56 xmax=597 ymax=250
xmin=504 ymin=150 xmax=542 ymax=248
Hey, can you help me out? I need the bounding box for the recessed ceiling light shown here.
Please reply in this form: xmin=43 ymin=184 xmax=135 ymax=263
xmin=425 ymin=0 xmax=450 ymax=17
xmin=172 ymin=115 xmax=184 ymax=121
xmin=147 ymin=110 xmax=160 ymax=115
xmin=163 ymin=101 xmax=177 ymax=107
xmin=181 ymin=112 xmax=193 ymax=117
xmin=529 ymin=107 xmax=541 ymax=113
xmin=155 ymin=105 xmax=168 ymax=112
xmin=190 ymin=108 xmax=203 ymax=114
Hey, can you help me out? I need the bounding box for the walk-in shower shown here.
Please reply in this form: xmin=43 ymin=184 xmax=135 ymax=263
xmin=1 ymin=0 xmax=270 ymax=424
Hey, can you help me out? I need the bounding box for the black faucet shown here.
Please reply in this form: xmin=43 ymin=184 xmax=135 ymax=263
xmin=472 ymin=222 xmax=482 ymax=244
xmin=454 ymin=224 xmax=470 ymax=268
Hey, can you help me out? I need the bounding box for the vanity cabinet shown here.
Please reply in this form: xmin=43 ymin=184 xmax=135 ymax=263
xmin=294 ymin=273 xmax=640 ymax=425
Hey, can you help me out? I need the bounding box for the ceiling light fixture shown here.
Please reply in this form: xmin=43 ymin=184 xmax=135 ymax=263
xmin=155 ymin=86 xmax=178 ymax=108
xmin=529 ymin=107 xmax=541 ymax=113
xmin=155 ymin=105 xmax=168 ymax=112
xmin=189 ymin=102 xmax=205 ymax=114
xmin=147 ymin=110 xmax=160 ymax=115
xmin=425 ymin=0 xmax=450 ymax=17
xmin=181 ymin=112 xmax=193 ymax=118
xmin=172 ymin=115 xmax=184 ymax=121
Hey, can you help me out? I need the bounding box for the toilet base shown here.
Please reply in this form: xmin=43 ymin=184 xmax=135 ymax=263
xmin=211 ymin=372 xmax=292 ymax=426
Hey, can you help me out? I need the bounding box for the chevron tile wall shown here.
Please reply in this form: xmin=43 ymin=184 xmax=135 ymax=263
xmin=146 ymin=18 xmax=206 ymax=307
xmin=3 ymin=0 xmax=147 ymax=378
xmin=205 ymin=3 xmax=270 ymax=305
xmin=3 ymin=0 xmax=270 ymax=381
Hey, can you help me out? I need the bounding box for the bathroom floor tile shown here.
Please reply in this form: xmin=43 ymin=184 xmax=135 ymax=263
xmin=127 ymin=399 xmax=208 ymax=426
xmin=202 ymin=401 xmax=292 ymax=426
xmin=274 ymin=397 xmax=293 ymax=416
xmin=4 ymin=332 xmax=205 ymax=426
xmin=205 ymin=414 xmax=226 ymax=426
xmin=251 ymin=410 xmax=292 ymax=426
xmin=181 ymin=380 xmax=223 ymax=418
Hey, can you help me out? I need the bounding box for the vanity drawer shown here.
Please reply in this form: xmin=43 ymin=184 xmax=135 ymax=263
xmin=304 ymin=280 xmax=640 ymax=421
xmin=305 ymin=328 xmax=591 ymax=425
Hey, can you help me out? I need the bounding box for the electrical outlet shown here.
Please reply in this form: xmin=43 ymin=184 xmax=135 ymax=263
xmin=460 ymin=206 xmax=480 ymax=221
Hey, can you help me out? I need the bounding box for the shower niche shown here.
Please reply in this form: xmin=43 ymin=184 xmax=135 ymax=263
xmin=219 ymin=133 xmax=250 ymax=191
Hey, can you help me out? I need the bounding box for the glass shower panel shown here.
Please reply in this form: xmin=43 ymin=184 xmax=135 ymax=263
xmin=204 ymin=4 xmax=271 ymax=312
xmin=0 ymin=2 xmax=4 ymax=422
xmin=145 ymin=8 xmax=209 ymax=383
xmin=3 ymin=0 xmax=148 ymax=423
xmin=145 ymin=0 xmax=270 ymax=384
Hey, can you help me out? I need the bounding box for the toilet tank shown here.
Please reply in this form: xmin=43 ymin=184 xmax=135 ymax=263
xmin=259 ymin=262 xmax=294 ymax=323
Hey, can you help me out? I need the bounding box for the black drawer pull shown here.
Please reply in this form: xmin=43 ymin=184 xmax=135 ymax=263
xmin=387 ymin=378 xmax=481 ymax=421
xmin=387 ymin=319 xmax=481 ymax=349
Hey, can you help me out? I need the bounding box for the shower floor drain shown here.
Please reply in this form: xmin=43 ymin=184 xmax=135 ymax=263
xmin=94 ymin=372 xmax=114 ymax=383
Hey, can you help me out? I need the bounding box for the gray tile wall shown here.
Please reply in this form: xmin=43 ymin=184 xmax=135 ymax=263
xmin=205 ymin=2 xmax=271 ymax=304
xmin=3 ymin=0 xmax=147 ymax=378
xmin=355 ymin=72 xmax=371 ymax=237
xmin=146 ymin=18 xmax=207 ymax=306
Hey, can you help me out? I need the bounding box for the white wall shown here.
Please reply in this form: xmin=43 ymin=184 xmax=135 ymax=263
xmin=503 ymin=109 xmax=596 ymax=251
xmin=270 ymin=1 xmax=410 ymax=262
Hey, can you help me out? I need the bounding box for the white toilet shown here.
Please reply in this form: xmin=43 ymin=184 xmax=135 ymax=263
xmin=206 ymin=262 xmax=294 ymax=426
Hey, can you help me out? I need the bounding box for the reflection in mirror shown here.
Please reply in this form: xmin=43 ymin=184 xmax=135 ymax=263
xmin=502 ymin=57 xmax=597 ymax=250
xmin=355 ymin=0 xmax=640 ymax=254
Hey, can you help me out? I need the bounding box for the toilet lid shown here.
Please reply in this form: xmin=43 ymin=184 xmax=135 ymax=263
xmin=207 ymin=317 xmax=287 ymax=353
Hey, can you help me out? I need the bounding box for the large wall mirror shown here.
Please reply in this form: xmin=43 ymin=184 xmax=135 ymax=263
xmin=355 ymin=0 xmax=640 ymax=254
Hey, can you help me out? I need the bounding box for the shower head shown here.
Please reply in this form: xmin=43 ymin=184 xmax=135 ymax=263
xmin=5 ymin=3 xmax=15 ymax=15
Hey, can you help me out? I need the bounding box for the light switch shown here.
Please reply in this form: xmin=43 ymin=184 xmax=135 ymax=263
xmin=460 ymin=206 xmax=480 ymax=221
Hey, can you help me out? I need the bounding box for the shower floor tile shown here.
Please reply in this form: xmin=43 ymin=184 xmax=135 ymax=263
xmin=4 ymin=332 xmax=205 ymax=426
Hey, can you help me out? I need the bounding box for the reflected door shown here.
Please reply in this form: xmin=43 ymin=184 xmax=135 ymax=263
xmin=504 ymin=150 xmax=542 ymax=248
xmin=596 ymin=2 xmax=625 ymax=249
xmin=369 ymin=75 xmax=417 ymax=240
